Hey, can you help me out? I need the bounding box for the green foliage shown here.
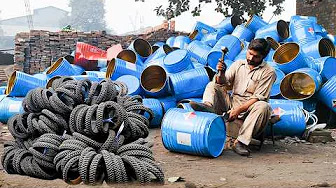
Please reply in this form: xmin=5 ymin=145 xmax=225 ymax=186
xmin=63 ymin=0 xmax=107 ymax=31
xmin=152 ymin=0 xmax=286 ymax=20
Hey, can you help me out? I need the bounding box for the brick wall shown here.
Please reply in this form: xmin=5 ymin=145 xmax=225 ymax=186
xmin=14 ymin=29 xmax=187 ymax=74
xmin=296 ymin=0 xmax=336 ymax=35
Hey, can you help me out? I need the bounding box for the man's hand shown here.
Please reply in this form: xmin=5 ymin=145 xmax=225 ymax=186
xmin=216 ymin=59 xmax=227 ymax=73
xmin=227 ymin=108 xmax=240 ymax=122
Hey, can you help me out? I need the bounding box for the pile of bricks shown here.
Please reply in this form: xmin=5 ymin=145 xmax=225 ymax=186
xmin=13 ymin=28 xmax=187 ymax=74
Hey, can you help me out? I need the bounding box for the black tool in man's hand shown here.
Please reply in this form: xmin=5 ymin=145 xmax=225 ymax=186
xmin=218 ymin=47 xmax=229 ymax=77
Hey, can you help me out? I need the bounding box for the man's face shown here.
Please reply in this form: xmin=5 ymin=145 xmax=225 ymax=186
xmin=246 ymin=49 xmax=264 ymax=67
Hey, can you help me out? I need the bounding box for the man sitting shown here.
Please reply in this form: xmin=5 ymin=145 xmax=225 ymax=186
xmin=190 ymin=38 xmax=276 ymax=156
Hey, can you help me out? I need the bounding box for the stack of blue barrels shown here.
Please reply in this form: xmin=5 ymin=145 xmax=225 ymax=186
xmin=2 ymin=14 xmax=335 ymax=158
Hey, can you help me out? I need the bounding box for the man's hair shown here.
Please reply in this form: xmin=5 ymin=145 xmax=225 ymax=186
xmin=248 ymin=38 xmax=271 ymax=57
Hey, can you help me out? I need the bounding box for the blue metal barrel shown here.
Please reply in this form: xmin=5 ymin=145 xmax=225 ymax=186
xmin=117 ymin=49 xmax=143 ymax=66
xmin=267 ymin=61 xmax=279 ymax=68
xmin=210 ymin=35 xmax=242 ymax=62
xmin=190 ymin=21 xmax=217 ymax=41
xmin=144 ymin=45 xmax=172 ymax=66
xmin=70 ymin=75 xmax=99 ymax=82
xmin=116 ymin=75 xmax=142 ymax=95
xmin=314 ymin=24 xmax=328 ymax=37
xmin=317 ymin=75 xmax=336 ymax=113
xmin=269 ymin=99 xmax=304 ymax=109
xmin=33 ymin=73 xmax=48 ymax=84
xmin=106 ymin=58 xmax=143 ymax=80
xmin=302 ymin=97 xmax=318 ymax=112
xmin=71 ymin=64 xmax=86 ymax=75
xmin=255 ymin=20 xmax=289 ymax=42
xmin=173 ymin=36 xmax=191 ymax=49
xmin=208 ymin=35 xmax=242 ymax=69
xmin=265 ymin=49 xmax=276 ymax=62
xmin=214 ymin=15 xmax=242 ymax=33
xmin=86 ymin=71 xmax=106 ymax=81
xmin=158 ymin=96 xmax=177 ymax=113
xmin=163 ymin=49 xmax=194 ymax=74
xmin=191 ymin=60 xmax=205 ymax=69
xmin=6 ymin=71 xmax=46 ymax=97
xmin=270 ymin=68 xmax=285 ymax=97
xmin=290 ymin=19 xmax=317 ymax=46
xmin=314 ymin=56 xmax=336 ymax=81
xmin=302 ymin=38 xmax=335 ymax=59
xmin=245 ymin=14 xmax=268 ymax=33
xmin=144 ymin=56 xmax=166 ymax=69
xmin=46 ymin=57 xmax=77 ymax=79
xmin=127 ymin=38 xmax=152 ymax=62
xmin=273 ymin=42 xmax=310 ymax=74
xmin=267 ymin=103 xmax=306 ymax=137
xmin=142 ymin=98 xmax=164 ymax=128
xmin=0 ymin=95 xmax=24 ymax=123
xmin=141 ymin=65 xmax=170 ymax=98
xmin=161 ymin=108 xmax=226 ymax=157
xmin=178 ymin=98 xmax=203 ymax=104
xmin=282 ymin=36 xmax=293 ymax=43
xmin=234 ymin=46 xmax=248 ymax=61
xmin=169 ymin=67 xmax=210 ymax=101
xmin=290 ymin=15 xmax=317 ymax=24
xmin=231 ymin=25 xmax=254 ymax=42
xmin=177 ymin=102 xmax=195 ymax=112
xmin=152 ymin=41 xmax=166 ymax=53
xmin=166 ymin=36 xmax=176 ymax=47
xmin=100 ymin=67 xmax=107 ymax=72
xmin=280 ymin=68 xmax=322 ymax=100
xmin=187 ymin=40 xmax=212 ymax=66
xmin=327 ymin=34 xmax=336 ymax=45
xmin=0 ymin=86 xmax=6 ymax=94
xmin=201 ymin=30 xmax=228 ymax=47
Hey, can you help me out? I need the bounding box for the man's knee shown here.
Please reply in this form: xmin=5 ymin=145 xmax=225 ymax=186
xmin=251 ymin=101 xmax=270 ymax=113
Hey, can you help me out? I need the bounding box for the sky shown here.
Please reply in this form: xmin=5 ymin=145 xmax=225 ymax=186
xmin=0 ymin=0 xmax=296 ymax=35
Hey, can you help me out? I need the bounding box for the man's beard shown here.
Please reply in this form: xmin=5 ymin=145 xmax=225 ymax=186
xmin=247 ymin=60 xmax=262 ymax=66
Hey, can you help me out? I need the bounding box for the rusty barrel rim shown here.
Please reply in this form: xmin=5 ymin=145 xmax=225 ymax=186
xmin=46 ymin=57 xmax=65 ymax=74
xmin=5 ymin=71 xmax=17 ymax=95
xmin=280 ymin=68 xmax=320 ymax=100
xmin=189 ymin=30 xmax=198 ymax=40
xmin=132 ymin=38 xmax=153 ymax=59
xmin=273 ymin=42 xmax=300 ymax=65
xmin=318 ymin=38 xmax=335 ymax=57
xmin=116 ymin=49 xmax=137 ymax=64
xmin=140 ymin=65 xmax=168 ymax=94
xmin=267 ymin=37 xmax=281 ymax=50
xmin=46 ymin=76 xmax=62 ymax=88
xmin=105 ymin=58 xmax=116 ymax=78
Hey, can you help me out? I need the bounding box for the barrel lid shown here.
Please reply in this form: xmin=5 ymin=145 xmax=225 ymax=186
xmin=164 ymin=49 xmax=188 ymax=66
xmin=116 ymin=75 xmax=141 ymax=95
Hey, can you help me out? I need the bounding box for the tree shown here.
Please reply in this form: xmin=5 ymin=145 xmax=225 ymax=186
xmin=63 ymin=0 xmax=107 ymax=31
xmin=149 ymin=0 xmax=286 ymax=20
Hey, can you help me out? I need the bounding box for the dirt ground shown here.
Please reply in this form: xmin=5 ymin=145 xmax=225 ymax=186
xmin=1 ymin=126 xmax=336 ymax=188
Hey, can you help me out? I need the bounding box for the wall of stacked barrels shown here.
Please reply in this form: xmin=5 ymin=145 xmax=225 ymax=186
xmin=1 ymin=14 xmax=336 ymax=163
xmin=13 ymin=29 xmax=187 ymax=75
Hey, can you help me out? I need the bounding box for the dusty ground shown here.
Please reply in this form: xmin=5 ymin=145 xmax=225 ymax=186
xmin=1 ymin=126 xmax=336 ymax=188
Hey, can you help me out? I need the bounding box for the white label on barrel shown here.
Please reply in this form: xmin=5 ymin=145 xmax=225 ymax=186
xmin=125 ymin=62 xmax=137 ymax=71
xmin=176 ymin=132 xmax=191 ymax=146
xmin=8 ymin=103 xmax=21 ymax=113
